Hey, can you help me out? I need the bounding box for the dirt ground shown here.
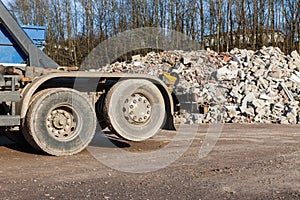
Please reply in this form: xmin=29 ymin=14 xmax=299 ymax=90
xmin=0 ymin=124 xmax=299 ymax=200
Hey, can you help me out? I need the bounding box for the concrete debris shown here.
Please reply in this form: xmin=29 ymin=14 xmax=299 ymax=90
xmin=132 ymin=54 xmax=141 ymax=61
xmin=93 ymin=46 xmax=300 ymax=125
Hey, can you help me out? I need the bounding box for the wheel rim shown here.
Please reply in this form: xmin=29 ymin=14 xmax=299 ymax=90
xmin=46 ymin=105 xmax=80 ymax=142
xmin=123 ymin=93 xmax=152 ymax=125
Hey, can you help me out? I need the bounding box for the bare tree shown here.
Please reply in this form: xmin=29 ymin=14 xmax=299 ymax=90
xmin=7 ymin=0 xmax=300 ymax=65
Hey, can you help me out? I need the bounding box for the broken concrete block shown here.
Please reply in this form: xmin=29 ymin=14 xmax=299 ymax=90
xmin=132 ymin=55 xmax=141 ymax=61
xmin=290 ymin=73 xmax=300 ymax=85
xmin=291 ymin=50 xmax=300 ymax=61
xmin=269 ymin=65 xmax=283 ymax=79
xmin=281 ymin=82 xmax=295 ymax=102
xmin=259 ymin=93 xmax=272 ymax=100
xmin=228 ymin=109 xmax=239 ymax=119
xmin=253 ymin=99 xmax=266 ymax=108
xmin=254 ymin=69 xmax=266 ymax=78
xmin=258 ymin=77 xmax=269 ymax=90
xmin=244 ymin=107 xmax=255 ymax=116
xmin=183 ymin=56 xmax=192 ymax=65
xmin=216 ymin=67 xmax=239 ymax=81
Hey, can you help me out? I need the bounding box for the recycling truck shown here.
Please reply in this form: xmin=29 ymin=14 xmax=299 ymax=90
xmin=0 ymin=1 xmax=175 ymax=156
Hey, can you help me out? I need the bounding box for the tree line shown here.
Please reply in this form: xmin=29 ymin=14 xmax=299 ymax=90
xmin=7 ymin=0 xmax=300 ymax=67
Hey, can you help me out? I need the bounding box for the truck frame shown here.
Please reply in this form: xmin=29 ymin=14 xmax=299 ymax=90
xmin=0 ymin=1 xmax=175 ymax=156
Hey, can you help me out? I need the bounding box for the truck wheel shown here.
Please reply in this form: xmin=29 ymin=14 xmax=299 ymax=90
xmin=22 ymin=88 xmax=97 ymax=156
xmin=104 ymin=79 xmax=165 ymax=141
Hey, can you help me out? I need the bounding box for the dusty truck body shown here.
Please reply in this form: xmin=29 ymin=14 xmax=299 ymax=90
xmin=0 ymin=1 xmax=175 ymax=156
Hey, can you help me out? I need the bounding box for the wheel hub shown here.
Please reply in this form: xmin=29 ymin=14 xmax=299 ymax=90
xmin=123 ymin=94 xmax=152 ymax=124
xmin=46 ymin=107 xmax=77 ymax=141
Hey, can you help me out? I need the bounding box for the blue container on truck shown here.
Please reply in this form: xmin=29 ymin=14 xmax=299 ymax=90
xmin=0 ymin=24 xmax=46 ymax=64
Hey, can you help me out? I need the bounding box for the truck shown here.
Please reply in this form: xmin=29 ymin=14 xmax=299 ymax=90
xmin=0 ymin=1 xmax=175 ymax=156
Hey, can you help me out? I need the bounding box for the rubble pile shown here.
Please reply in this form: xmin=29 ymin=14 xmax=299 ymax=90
xmin=215 ymin=47 xmax=300 ymax=125
xmin=95 ymin=46 xmax=300 ymax=124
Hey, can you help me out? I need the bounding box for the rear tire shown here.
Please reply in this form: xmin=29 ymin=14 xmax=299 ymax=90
xmin=104 ymin=79 xmax=166 ymax=141
xmin=22 ymin=88 xmax=97 ymax=156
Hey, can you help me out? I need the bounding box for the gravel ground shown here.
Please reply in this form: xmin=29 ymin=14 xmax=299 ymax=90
xmin=0 ymin=124 xmax=299 ymax=199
